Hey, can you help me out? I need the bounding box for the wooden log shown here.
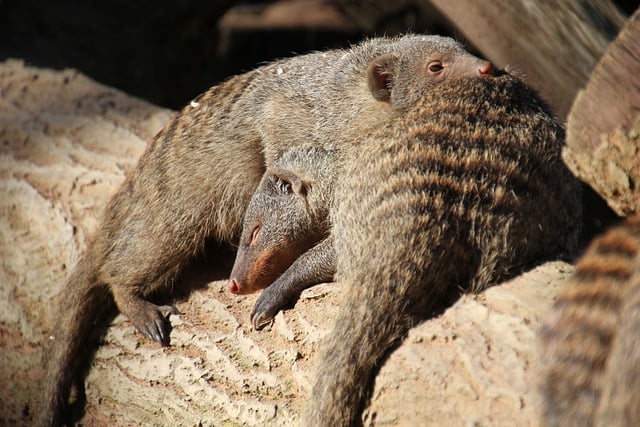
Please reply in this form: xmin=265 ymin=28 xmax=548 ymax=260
xmin=563 ymin=8 xmax=640 ymax=217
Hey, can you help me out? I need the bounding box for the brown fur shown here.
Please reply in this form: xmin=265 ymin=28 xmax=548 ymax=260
xmin=541 ymin=215 xmax=640 ymax=427
xmin=40 ymin=35 xmax=495 ymax=426
xmin=306 ymin=73 xmax=582 ymax=425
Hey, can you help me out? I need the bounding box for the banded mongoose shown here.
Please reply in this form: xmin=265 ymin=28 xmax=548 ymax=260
xmin=307 ymin=73 xmax=582 ymax=425
xmin=40 ymin=35 xmax=496 ymax=426
xmin=540 ymin=214 xmax=640 ymax=427
xmin=229 ymin=146 xmax=339 ymax=329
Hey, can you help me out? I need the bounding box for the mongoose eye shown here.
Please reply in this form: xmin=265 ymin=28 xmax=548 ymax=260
xmin=427 ymin=61 xmax=444 ymax=73
xmin=269 ymin=174 xmax=294 ymax=195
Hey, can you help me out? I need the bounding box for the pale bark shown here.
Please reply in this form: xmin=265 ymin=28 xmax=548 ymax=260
xmin=563 ymin=8 xmax=640 ymax=217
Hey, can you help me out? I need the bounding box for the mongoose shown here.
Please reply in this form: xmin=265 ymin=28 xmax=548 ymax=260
xmin=41 ymin=35 xmax=496 ymax=426
xmin=306 ymin=73 xmax=582 ymax=425
xmin=229 ymin=146 xmax=339 ymax=329
xmin=540 ymin=214 xmax=640 ymax=427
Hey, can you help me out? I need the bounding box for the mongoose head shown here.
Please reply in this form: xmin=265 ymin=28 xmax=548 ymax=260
xmin=367 ymin=36 xmax=496 ymax=110
xmin=229 ymin=158 xmax=331 ymax=295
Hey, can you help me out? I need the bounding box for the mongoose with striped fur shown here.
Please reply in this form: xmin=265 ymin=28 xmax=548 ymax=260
xmin=309 ymin=73 xmax=582 ymax=424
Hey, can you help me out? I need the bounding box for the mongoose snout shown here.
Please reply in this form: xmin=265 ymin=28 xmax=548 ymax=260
xmin=478 ymin=61 xmax=496 ymax=77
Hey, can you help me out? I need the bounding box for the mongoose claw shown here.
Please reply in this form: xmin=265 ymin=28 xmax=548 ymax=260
xmin=250 ymin=305 xmax=275 ymax=331
xmin=251 ymin=287 xmax=297 ymax=330
xmin=126 ymin=301 xmax=178 ymax=346
xmin=158 ymin=304 xmax=181 ymax=317
xmin=250 ymin=297 xmax=279 ymax=330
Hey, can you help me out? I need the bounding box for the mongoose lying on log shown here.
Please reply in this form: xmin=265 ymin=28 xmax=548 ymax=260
xmin=40 ymin=35 xmax=495 ymax=426
xmin=230 ymin=72 xmax=582 ymax=424
xmin=541 ymin=214 xmax=640 ymax=427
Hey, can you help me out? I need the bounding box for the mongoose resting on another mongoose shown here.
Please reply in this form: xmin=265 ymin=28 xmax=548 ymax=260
xmin=231 ymin=72 xmax=582 ymax=424
xmin=540 ymin=214 xmax=640 ymax=427
xmin=230 ymin=75 xmax=587 ymax=341
xmin=40 ymin=35 xmax=496 ymax=426
xmin=229 ymin=147 xmax=340 ymax=329
xmin=308 ymin=72 xmax=582 ymax=425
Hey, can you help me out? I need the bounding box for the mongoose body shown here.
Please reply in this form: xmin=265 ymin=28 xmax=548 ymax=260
xmin=540 ymin=214 xmax=640 ymax=427
xmin=41 ymin=35 xmax=495 ymax=426
xmin=307 ymin=73 xmax=582 ymax=425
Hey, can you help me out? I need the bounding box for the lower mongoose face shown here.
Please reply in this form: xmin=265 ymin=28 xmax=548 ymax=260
xmin=228 ymin=147 xmax=339 ymax=330
xmin=229 ymin=147 xmax=337 ymax=295
xmin=540 ymin=214 xmax=640 ymax=427
xmin=306 ymin=72 xmax=582 ymax=425
xmin=41 ymin=34 xmax=496 ymax=426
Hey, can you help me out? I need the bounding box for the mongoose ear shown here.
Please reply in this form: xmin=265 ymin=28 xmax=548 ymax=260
xmin=268 ymin=168 xmax=309 ymax=196
xmin=367 ymin=54 xmax=398 ymax=102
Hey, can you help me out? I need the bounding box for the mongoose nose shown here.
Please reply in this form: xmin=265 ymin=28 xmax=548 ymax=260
xmin=478 ymin=62 xmax=496 ymax=77
xmin=229 ymin=278 xmax=240 ymax=294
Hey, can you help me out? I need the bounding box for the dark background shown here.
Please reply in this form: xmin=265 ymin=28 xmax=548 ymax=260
xmin=6 ymin=0 xmax=635 ymax=110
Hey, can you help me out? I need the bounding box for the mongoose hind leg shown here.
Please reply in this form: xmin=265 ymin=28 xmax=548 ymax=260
xmin=112 ymin=289 xmax=178 ymax=345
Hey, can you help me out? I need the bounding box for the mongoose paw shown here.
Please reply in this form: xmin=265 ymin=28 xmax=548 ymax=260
xmin=250 ymin=307 xmax=275 ymax=331
xmin=251 ymin=289 xmax=297 ymax=330
xmin=126 ymin=301 xmax=179 ymax=346
xmin=250 ymin=295 xmax=277 ymax=330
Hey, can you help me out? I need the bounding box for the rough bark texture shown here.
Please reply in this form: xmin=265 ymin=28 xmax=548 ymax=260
xmin=0 ymin=60 xmax=574 ymax=426
xmin=563 ymin=8 xmax=640 ymax=217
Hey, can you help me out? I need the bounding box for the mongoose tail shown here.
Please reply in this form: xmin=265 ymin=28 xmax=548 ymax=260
xmin=39 ymin=248 xmax=113 ymax=427
xmin=541 ymin=215 xmax=640 ymax=427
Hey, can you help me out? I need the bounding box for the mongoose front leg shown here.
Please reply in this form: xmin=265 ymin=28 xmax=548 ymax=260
xmin=251 ymin=236 xmax=336 ymax=329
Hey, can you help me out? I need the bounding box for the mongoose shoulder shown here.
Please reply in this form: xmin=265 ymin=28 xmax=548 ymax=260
xmin=540 ymin=214 xmax=640 ymax=427
xmin=307 ymin=72 xmax=582 ymax=425
xmin=41 ymin=35 xmax=495 ymax=426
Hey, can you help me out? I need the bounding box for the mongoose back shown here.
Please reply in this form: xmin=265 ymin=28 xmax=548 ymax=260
xmin=229 ymin=146 xmax=339 ymax=328
xmin=307 ymin=73 xmax=582 ymax=425
xmin=40 ymin=35 xmax=496 ymax=426
xmin=540 ymin=214 xmax=640 ymax=427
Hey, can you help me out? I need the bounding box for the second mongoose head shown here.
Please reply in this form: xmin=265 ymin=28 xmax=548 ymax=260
xmin=229 ymin=147 xmax=337 ymax=295
xmin=364 ymin=35 xmax=496 ymax=111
